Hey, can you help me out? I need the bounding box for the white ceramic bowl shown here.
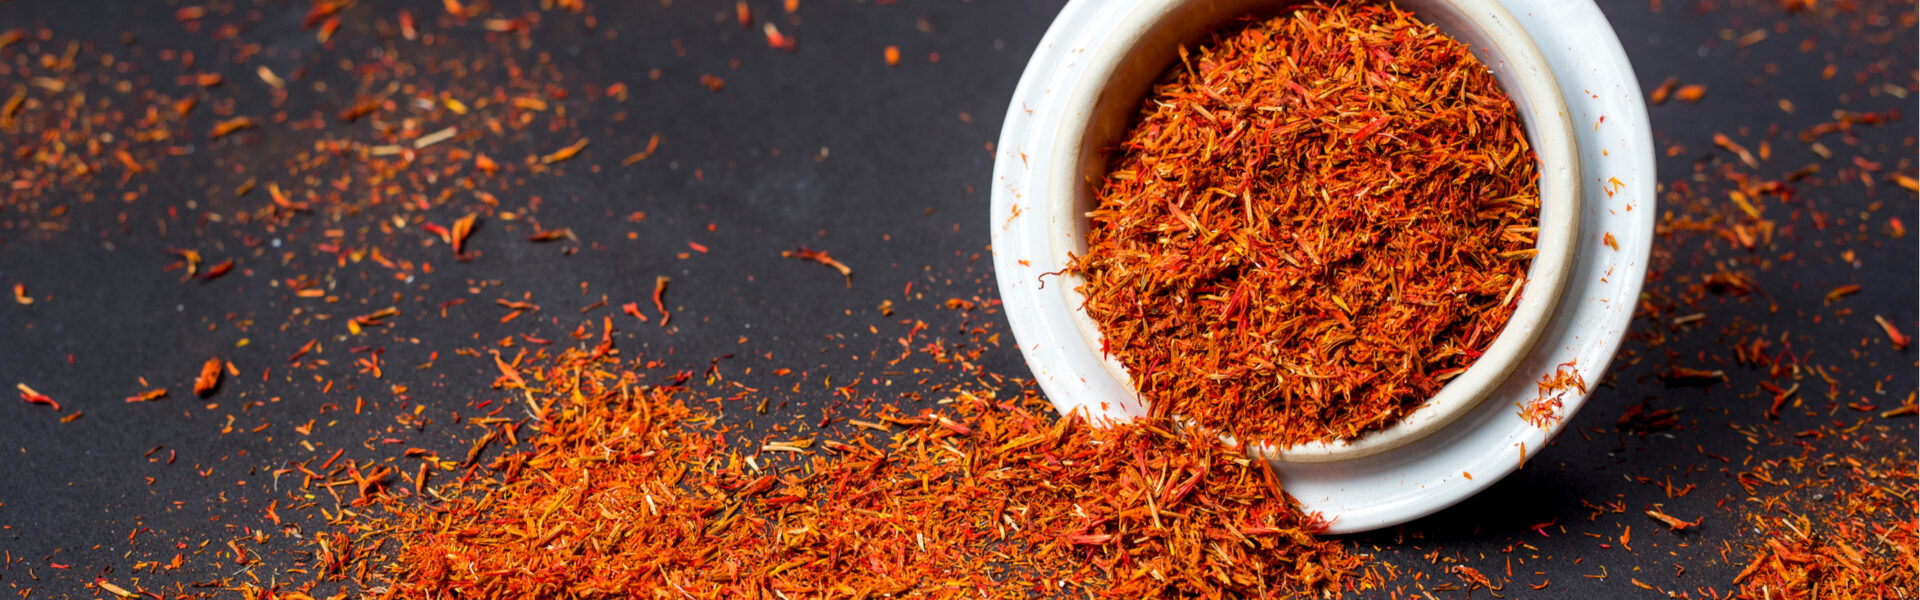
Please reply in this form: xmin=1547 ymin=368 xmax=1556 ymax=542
xmin=1041 ymin=0 xmax=1579 ymax=462
xmin=992 ymin=0 xmax=1653 ymax=533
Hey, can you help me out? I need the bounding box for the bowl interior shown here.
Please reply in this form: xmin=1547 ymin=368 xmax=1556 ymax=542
xmin=1045 ymin=0 xmax=1582 ymax=462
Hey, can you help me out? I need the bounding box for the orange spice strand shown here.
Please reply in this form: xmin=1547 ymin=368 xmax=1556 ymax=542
xmin=782 ymin=245 xmax=853 ymax=287
xmin=1874 ymin=315 xmax=1909 ymax=350
xmin=450 ymin=213 xmax=479 ymax=260
xmin=193 ymin=358 xmax=223 ymax=397
xmin=16 ymin=383 xmax=58 ymax=411
xmin=652 ymin=276 xmax=671 ymax=326
xmin=1070 ymin=2 xmax=1540 ymax=447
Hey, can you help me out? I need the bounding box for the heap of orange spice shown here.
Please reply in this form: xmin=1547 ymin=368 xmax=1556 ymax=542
xmin=361 ymin=345 xmax=1374 ymax=598
xmin=1072 ymin=1 xmax=1541 ymax=447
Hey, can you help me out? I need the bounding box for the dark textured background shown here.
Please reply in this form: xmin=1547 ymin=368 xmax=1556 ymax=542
xmin=0 ymin=0 xmax=1912 ymax=598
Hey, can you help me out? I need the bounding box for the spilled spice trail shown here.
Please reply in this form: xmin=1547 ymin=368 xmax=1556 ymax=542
xmin=1072 ymin=1 xmax=1539 ymax=446
xmin=340 ymin=346 xmax=1374 ymax=598
xmin=1729 ymin=450 xmax=1917 ymax=599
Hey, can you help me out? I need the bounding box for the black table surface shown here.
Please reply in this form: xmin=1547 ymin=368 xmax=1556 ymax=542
xmin=0 ymin=0 xmax=1913 ymax=598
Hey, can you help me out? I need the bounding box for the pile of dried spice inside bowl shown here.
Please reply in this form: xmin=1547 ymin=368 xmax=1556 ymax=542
xmin=1070 ymin=1 xmax=1543 ymax=447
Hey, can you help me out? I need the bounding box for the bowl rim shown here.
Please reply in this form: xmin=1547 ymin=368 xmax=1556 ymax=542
xmin=1041 ymin=0 xmax=1584 ymax=462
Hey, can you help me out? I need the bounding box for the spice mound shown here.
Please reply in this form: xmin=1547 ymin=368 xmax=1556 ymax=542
xmin=1072 ymin=1 xmax=1541 ymax=447
xmin=360 ymin=347 xmax=1374 ymax=598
